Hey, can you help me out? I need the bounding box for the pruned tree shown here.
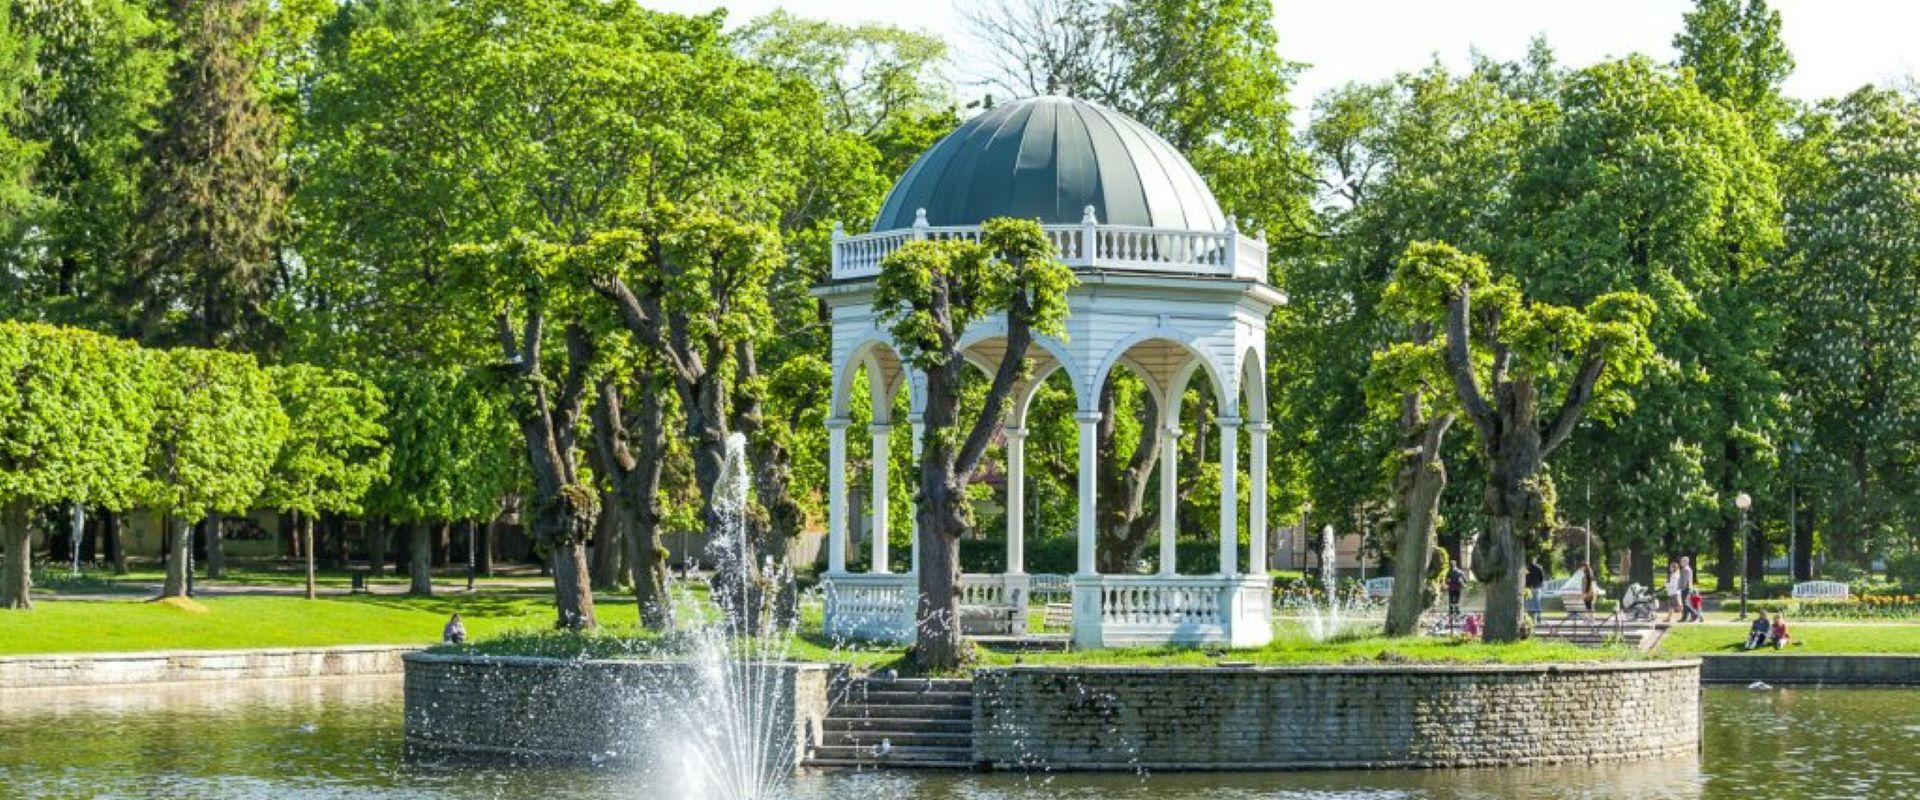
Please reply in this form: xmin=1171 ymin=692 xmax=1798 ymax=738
xmin=264 ymin=364 xmax=388 ymax=600
xmin=0 ymin=323 xmax=156 ymax=609
xmin=1383 ymin=241 xmax=1655 ymax=641
xmin=873 ymin=218 xmax=1074 ymax=669
xmin=146 ymin=347 xmax=288 ymax=599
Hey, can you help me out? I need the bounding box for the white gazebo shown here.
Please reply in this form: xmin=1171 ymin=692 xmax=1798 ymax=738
xmin=816 ymin=96 xmax=1282 ymax=650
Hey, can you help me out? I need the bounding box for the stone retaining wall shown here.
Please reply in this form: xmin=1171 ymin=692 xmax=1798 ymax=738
xmin=403 ymin=653 xmax=833 ymax=765
xmin=1701 ymin=654 xmax=1920 ymax=685
xmin=973 ymin=661 xmax=1700 ymax=770
xmin=0 ymin=645 xmax=414 ymax=689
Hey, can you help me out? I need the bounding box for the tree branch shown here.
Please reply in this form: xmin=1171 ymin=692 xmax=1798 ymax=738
xmin=1442 ymin=287 xmax=1495 ymax=436
xmin=1541 ymin=345 xmax=1607 ymax=456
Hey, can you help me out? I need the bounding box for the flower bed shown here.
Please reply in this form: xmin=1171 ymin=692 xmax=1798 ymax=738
xmin=1751 ymin=595 xmax=1920 ymax=619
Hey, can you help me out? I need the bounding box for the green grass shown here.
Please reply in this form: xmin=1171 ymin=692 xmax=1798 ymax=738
xmin=0 ymin=594 xmax=580 ymax=655
xmin=37 ymin=563 xmax=555 ymax=593
xmin=1657 ymin=619 xmax=1920 ymax=655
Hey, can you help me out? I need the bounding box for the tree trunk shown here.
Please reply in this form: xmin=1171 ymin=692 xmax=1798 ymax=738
xmin=594 ymin=377 xmax=674 ymax=631
xmin=589 ymin=474 xmax=624 ymax=591
xmin=159 ymin=515 xmax=192 ymax=599
xmin=915 ymin=472 xmax=967 ymax=668
xmin=368 ymin=518 xmax=389 ymax=577
xmin=104 ymin=510 xmax=127 ymax=575
xmin=407 ymin=521 xmax=432 ymax=596
xmin=503 ymin=322 xmax=599 ymax=631
xmin=1093 ymin=382 xmax=1162 ymax=574
xmin=479 ymin=516 xmax=496 ymax=578
xmin=304 ymin=513 xmax=317 ymax=600
xmin=1793 ymin=495 xmax=1814 ymax=581
xmin=433 ymin=522 xmax=451 ymax=567
xmin=1474 ymin=516 xmax=1528 ymax=641
xmin=1713 ymin=512 xmax=1738 ymax=594
xmin=1385 ymin=394 xmax=1453 ymax=636
xmin=205 ymin=512 xmax=225 ymax=579
xmin=1 ymin=501 xmax=32 ymax=609
xmin=732 ymin=339 xmax=807 ymax=624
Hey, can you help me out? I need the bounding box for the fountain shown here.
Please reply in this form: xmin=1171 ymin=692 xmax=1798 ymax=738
xmin=657 ymin=432 xmax=803 ymax=800
xmin=1294 ymin=524 xmax=1367 ymax=641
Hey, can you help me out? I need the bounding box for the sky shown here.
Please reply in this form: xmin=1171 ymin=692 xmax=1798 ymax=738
xmin=638 ymin=0 xmax=1920 ymax=116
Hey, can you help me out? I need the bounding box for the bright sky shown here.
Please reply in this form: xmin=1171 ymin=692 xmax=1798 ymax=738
xmin=641 ymin=0 xmax=1919 ymax=116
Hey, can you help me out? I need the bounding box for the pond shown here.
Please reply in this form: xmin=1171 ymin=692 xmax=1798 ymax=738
xmin=0 ymin=677 xmax=1912 ymax=799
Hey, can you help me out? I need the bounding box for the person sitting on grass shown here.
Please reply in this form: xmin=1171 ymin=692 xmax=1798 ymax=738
xmin=442 ymin=613 xmax=467 ymax=645
xmin=1745 ymin=611 xmax=1771 ymax=650
xmin=1769 ymin=613 xmax=1792 ymax=650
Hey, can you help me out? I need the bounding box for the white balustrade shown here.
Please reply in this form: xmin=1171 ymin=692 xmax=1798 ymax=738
xmin=821 ymin=573 xmax=916 ymax=643
xmin=830 ymin=221 xmax=1265 ymax=282
xmin=1071 ymin=574 xmax=1274 ymax=649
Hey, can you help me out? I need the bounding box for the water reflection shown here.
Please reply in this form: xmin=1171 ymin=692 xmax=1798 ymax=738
xmin=0 ymin=678 xmax=1914 ymax=799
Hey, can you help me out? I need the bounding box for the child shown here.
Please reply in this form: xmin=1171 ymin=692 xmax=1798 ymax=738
xmin=1745 ymin=611 xmax=1771 ymax=650
xmin=1461 ymin=613 xmax=1482 ymax=639
xmin=1769 ymin=613 xmax=1792 ymax=649
xmin=1689 ymin=590 xmax=1705 ymax=622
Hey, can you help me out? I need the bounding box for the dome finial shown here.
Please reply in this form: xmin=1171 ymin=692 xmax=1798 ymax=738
xmin=1081 ymin=205 xmax=1098 ymax=225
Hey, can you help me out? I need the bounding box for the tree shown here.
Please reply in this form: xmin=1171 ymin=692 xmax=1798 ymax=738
xmin=125 ymin=0 xmax=286 ymax=350
xmin=366 ymin=368 xmax=517 ymax=596
xmin=0 ymin=0 xmax=171 ymax=324
xmin=1778 ymin=89 xmax=1920 ymax=568
xmin=0 ymin=323 xmax=156 ymax=609
xmin=146 ymin=347 xmax=288 ymax=599
xmin=0 ymin=0 xmax=36 ymax=231
xmin=589 ymin=368 xmax=673 ymax=630
xmin=264 ymin=364 xmax=388 ymax=599
xmin=1384 ymin=241 xmax=1655 ymax=641
xmin=874 ymin=218 xmax=1073 ymax=669
xmin=1674 ymin=0 xmax=1793 ymax=136
xmin=1367 ymin=308 xmax=1456 ymax=636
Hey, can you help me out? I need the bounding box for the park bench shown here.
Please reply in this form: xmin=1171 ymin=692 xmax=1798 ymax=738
xmin=1028 ymin=574 xmax=1071 ymax=604
xmin=1791 ymin=580 xmax=1850 ymax=601
xmin=1364 ymin=576 xmax=1394 ymax=600
xmin=1041 ymin=603 xmax=1073 ymax=630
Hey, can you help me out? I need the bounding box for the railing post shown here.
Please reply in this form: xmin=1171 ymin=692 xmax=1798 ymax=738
xmin=912 ymin=208 xmax=929 ymax=241
xmin=830 ymin=221 xmax=845 ymax=278
xmin=1223 ymin=215 xmax=1239 ymax=277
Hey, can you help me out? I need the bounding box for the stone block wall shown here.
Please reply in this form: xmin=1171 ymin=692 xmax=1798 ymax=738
xmin=0 ymin=645 xmax=414 ymax=689
xmin=403 ymin=654 xmax=832 ymax=765
xmin=973 ymin=661 xmax=1700 ymax=770
xmin=1701 ymin=654 xmax=1920 ymax=685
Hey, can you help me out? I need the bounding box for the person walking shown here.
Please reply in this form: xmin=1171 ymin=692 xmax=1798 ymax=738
xmin=1677 ymin=557 xmax=1700 ymax=622
xmin=1445 ymin=563 xmax=1466 ymax=622
xmin=1525 ymin=558 xmax=1547 ymax=624
xmin=1664 ymin=561 xmax=1683 ymax=623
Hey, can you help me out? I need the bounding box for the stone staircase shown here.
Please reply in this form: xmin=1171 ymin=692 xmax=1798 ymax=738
xmin=804 ymin=676 xmax=976 ymax=770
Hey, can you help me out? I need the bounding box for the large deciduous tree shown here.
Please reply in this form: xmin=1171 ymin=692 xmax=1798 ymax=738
xmin=1384 ymin=242 xmax=1654 ymax=641
xmin=0 ymin=323 xmax=156 ymax=609
xmin=874 ymin=218 xmax=1073 ymax=669
xmin=146 ymin=348 xmax=288 ymax=599
xmin=264 ymin=365 xmax=388 ymax=599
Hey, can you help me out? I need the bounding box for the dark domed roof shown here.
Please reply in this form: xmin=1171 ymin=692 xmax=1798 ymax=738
xmin=872 ymin=96 xmax=1225 ymax=232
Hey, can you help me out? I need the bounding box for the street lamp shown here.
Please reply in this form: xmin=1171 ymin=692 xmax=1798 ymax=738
xmin=1735 ymin=492 xmax=1752 ymax=620
xmin=1787 ymin=441 xmax=1801 ymax=581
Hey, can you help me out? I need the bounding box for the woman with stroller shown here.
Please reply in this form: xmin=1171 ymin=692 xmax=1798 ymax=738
xmin=1665 ymin=561 xmax=1683 ymax=622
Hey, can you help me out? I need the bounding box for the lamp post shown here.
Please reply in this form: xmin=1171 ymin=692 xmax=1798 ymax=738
xmin=1735 ymin=492 xmax=1752 ymax=620
xmin=1787 ymin=441 xmax=1800 ymax=582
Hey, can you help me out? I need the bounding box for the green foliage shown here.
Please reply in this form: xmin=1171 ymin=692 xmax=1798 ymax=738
xmin=0 ymin=322 xmax=156 ymax=509
xmin=263 ymin=364 xmax=388 ymax=517
xmin=143 ymin=347 xmax=289 ymax=520
xmin=0 ymin=0 xmax=38 ymax=227
xmin=366 ymin=368 xmax=517 ymax=523
xmin=873 ymin=218 xmax=1074 ymax=373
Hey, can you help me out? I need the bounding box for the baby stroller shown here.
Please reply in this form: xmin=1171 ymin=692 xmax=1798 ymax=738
xmin=1620 ymin=583 xmax=1658 ymax=622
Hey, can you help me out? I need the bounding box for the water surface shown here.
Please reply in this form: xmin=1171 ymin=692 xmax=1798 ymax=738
xmin=0 ymin=677 xmax=1911 ymax=799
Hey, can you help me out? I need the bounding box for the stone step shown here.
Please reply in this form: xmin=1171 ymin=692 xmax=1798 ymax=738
xmin=840 ymin=689 xmax=973 ymax=706
xmin=808 ymin=744 xmax=974 ymax=764
xmin=824 ymin=717 xmax=971 ymax=734
xmin=847 ymin=678 xmax=974 ymax=692
xmin=826 ymin=703 xmax=972 ymax=721
xmin=801 ymin=756 xmax=977 ymax=770
xmin=823 ymin=730 xmax=973 ymax=748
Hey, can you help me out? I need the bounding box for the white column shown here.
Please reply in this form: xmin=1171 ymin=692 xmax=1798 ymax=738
xmin=869 ymin=423 xmax=892 ymax=574
xmin=1248 ymin=421 xmax=1270 ymax=575
xmin=1075 ymin=410 xmax=1102 ymax=576
xmin=1005 ymin=426 xmax=1028 ymax=575
xmin=909 ymin=414 xmax=924 ymax=575
xmin=826 ymin=418 xmax=850 ymax=575
xmin=1158 ymin=424 xmax=1180 ymax=576
xmin=1217 ymin=416 xmax=1241 ymax=577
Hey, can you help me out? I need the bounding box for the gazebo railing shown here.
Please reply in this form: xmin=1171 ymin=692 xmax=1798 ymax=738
xmin=832 ymin=217 xmax=1268 ymax=283
xmin=1070 ymin=574 xmax=1273 ymax=649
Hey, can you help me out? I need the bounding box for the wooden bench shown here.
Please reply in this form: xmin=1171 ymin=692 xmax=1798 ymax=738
xmin=1791 ymin=580 xmax=1850 ymax=601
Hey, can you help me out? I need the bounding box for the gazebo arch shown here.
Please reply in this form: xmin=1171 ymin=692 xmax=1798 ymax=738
xmin=815 ymin=96 xmax=1285 ymax=649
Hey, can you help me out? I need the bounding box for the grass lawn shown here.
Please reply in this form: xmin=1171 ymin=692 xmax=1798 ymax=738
xmin=0 ymin=594 xmax=605 ymax=656
xmin=35 ymin=563 xmax=554 ymax=594
xmin=1657 ymin=618 xmax=1920 ymax=655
